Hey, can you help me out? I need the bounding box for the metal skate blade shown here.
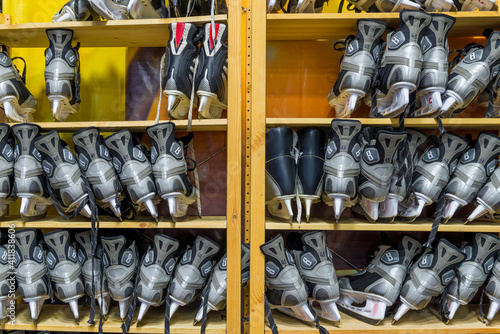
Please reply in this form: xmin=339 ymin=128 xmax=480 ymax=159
xmin=167 ymin=95 xmax=181 ymax=115
xmin=97 ymin=294 xmax=111 ymax=315
xmin=194 ymin=303 xmax=214 ymax=324
xmin=276 ymin=303 xmax=316 ymax=323
xmin=488 ymin=300 xmax=500 ymax=321
xmin=393 ymin=303 xmax=410 ymax=323
xmin=80 ymin=204 xmax=92 ymax=218
xmin=108 ymin=197 xmax=122 ymax=220
xmin=333 ymin=197 xmax=344 ymax=223
xmin=52 ymin=98 xmax=64 ymax=121
xmin=380 ymin=197 xmax=398 ymax=221
xmin=337 ymin=93 xmax=360 ymax=118
xmin=336 ymin=303 xmax=383 ymax=325
xmin=137 ymin=302 xmax=151 ymax=323
xmin=304 ymin=198 xmax=312 ymax=222
xmin=198 ymin=95 xmax=212 ymax=119
xmin=29 ymin=299 xmax=45 ymax=321
xmin=360 ymin=197 xmax=379 ymax=221
xmin=467 ymin=204 xmax=488 ymax=223
xmin=167 ymin=196 xmax=180 ymax=218
xmin=144 ymin=198 xmax=159 ymax=222
xmin=402 ymin=199 xmax=426 ymax=221
xmin=316 ymin=300 xmax=341 ymax=322
xmin=169 ymin=299 xmax=181 ymax=318
xmin=416 ymin=91 xmax=442 ymax=117
xmin=337 ymin=295 xmax=386 ymax=324
xmin=447 ymin=298 xmax=460 ymax=320
xmin=440 ymin=96 xmax=459 ymax=118
xmin=119 ymin=299 xmax=130 ymax=320
xmin=443 ymin=200 xmax=462 ymax=221
xmin=283 ymin=199 xmax=293 ymax=218
xmin=69 ymin=299 xmax=79 ymax=322
xmin=21 ymin=197 xmax=36 ymax=216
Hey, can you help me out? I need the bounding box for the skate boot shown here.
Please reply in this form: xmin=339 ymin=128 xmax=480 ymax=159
xmin=0 ymin=232 xmax=12 ymax=321
xmin=45 ymin=29 xmax=80 ymax=121
xmin=324 ymin=119 xmax=362 ymax=222
xmin=147 ymin=122 xmax=196 ymax=221
xmin=479 ymin=71 xmax=500 ymax=118
xmin=162 ymin=22 xmax=201 ymax=120
xmin=485 ymin=253 xmax=500 ymax=321
xmin=345 ymin=0 xmax=420 ymax=12
xmin=358 ymin=127 xmax=406 ymax=222
xmin=128 ymin=0 xmax=164 ymax=19
xmin=265 ymin=127 xmax=297 ymax=222
xmin=374 ymin=10 xmax=431 ymax=118
xmin=135 ymin=234 xmax=180 ymax=322
xmin=454 ymin=0 xmax=497 ymax=10
xmin=444 ymin=233 xmax=500 ymax=321
xmin=287 ymin=231 xmax=341 ymax=322
xmin=296 ymin=128 xmax=325 ymax=223
xmin=43 ymin=229 xmax=85 ymax=322
xmin=328 ymin=19 xmax=386 ymax=118
xmin=338 ymin=234 xmax=422 ymax=325
xmin=13 ymin=229 xmax=50 ymax=322
xmin=442 ymin=132 xmax=500 ymax=222
xmin=88 ymin=0 xmax=129 ymax=19
xmin=34 ymin=130 xmax=92 ymax=218
xmin=195 ymin=23 xmax=228 ymax=119
xmin=415 ymin=14 xmax=455 ymax=118
xmin=74 ymin=231 xmax=110 ymax=316
xmin=104 ymin=130 xmax=158 ymax=220
xmin=12 ymin=124 xmax=52 ymax=222
xmin=168 ymin=234 xmax=221 ymax=318
xmin=440 ymin=32 xmax=500 ymax=118
xmin=73 ymin=127 xmax=122 ymax=219
xmin=0 ymin=124 xmax=14 ymax=220
xmin=101 ymin=235 xmax=138 ymax=320
xmin=467 ymin=167 xmax=500 ymax=222
xmin=53 ymin=0 xmax=101 ymax=22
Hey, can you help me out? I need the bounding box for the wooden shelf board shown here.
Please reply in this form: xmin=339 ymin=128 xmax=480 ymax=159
xmin=0 ymin=215 xmax=226 ymax=229
xmin=266 ymin=304 xmax=497 ymax=333
xmin=0 ymin=15 xmax=227 ymax=48
xmin=267 ymin=12 xmax=500 ymax=40
xmin=1 ymin=304 xmax=225 ymax=333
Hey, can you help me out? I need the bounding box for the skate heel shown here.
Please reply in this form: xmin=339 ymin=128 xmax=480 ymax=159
xmin=380 ymin=85 xmax=411 ymax=118
xmin=198 ymin=93 xmax=225 ymax=119
xmin=415 ymin=90 xmax=443 ymax=118
xmin=165 ymin=91 xmax=191 ymax=120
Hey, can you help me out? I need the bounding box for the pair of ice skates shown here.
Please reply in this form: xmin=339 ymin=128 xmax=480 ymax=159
xmin=267 ymin=0 xmax=326 ymax=13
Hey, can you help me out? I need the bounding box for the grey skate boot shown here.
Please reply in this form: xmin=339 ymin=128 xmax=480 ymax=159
xmin=266 ymin=127 xmax=297 ymax=222
xmin=415 ymin=14 xmax=455 ymax=118
xmin=287 ymin=231 xmax=341 ymax=322
xmin=104 ymin=130 xmax=158 ymax=220
xmin=338 ymin=234 xmax=422 ymax=325
xmin=45 ymin=29 xmax=80 ymax=121
xmin=393 ymin=238 xmax=466 ymax=322
xmin=485 ymin=253 xmax=500 ymax=321
xmin=440 ymin=31 xmax=500 ymax=118
xmin=43 ymin=229 xmax=85 ymax=322
xmin=324 ymin=120 xmax=362 ymax=222
xmin=101 ymin=235 xmax=138 ymax=320
xmin=73 ymin=127 xmax=122 ymax=219
xmin=467 ymin=167 xmax=500 ymax=222
xmin=442 ymin=132 xmax=500 ymax=222
xmin=0 ymin=231 xmax=13 ymax=321
xmin=147 ymin=122 xmax=196 ymax=221
xmin=0 ymin=124 xmax=14 ymax=220
xmin=136 ymin=234 xmax=180 ymax=322
xmin=53 ymin=0 xmax=101 ymax=22
xmin=13 ymin=229 xmax=50 ymax=322
xmin=88 ymin=0 xmax=129 ymax=19
xmin=12 ymin=124 xmax=52 ymax=222
xmin=328 ymin=20 xmax=386 ymax=118
xmin=34 ymin=130 xmax=92 ymax=218
xmin=374 ymin=10 xmax=432 ymax=118
xmin=444 ymin=233 xmax=500 ymax=321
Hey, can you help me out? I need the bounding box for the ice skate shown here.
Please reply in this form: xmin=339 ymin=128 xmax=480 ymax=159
xmin=443 ymin=233 xmax=500 ymax=321
xmin=440 ymin=31 xmax=500 ymax=118
xmin=265 ymin=127 xmax=297 ymax=222
xmin=467 ymin=167 xmax=500 ymax=222
xmin=0 ymin=124 xmax=14 ymax=220
xmin=45 ymin=29 xmax=80 ymax=121
xmin=73 ymin=127 xmax=122 ymax=219
xmin=338 ymin=234 xmax=422 ymax=325
xmin=195 ymin=23 xmax=228 ymax=119
xmin=485 ymin=253 xmax=500 ymax=321
xmin=101 ymin=235 xmax=138 ymax=320
xmin=128 ymin=0 xmax=164 ymax=19
xmin=442 ymin=132 xmax=500 ymax=222
xmin=345 ymin=0 xmax=420 ymax=12
xmin=393 ymin=239 xmax=465 ymax=323
xmin=0 ymin=232 xmax=12 ymax=321
xmin=296 ymin=128 xmax=325 ymax=222
xmin=374 ymin=10 xmax=431 ymax=118
xmin=104 ymin=130 xmax=158 ymax=220
xmin=34 ymin=130 xmax=91 ymax=218
xmin=415 ymin=14 xmax=455 ymax=118
xmin=287 ymin=231 xmax=341 ymax=322
xmin=53 ymin=0 xmax=101 ymax=21
xmin=13 ymin=229 xmax=50 ymax=322
xmin=328 ymin=19 xmax=385 ymax=118
xmin=88 ymin=0 xmax=129 ymax=19
xmin=400 ymin=132 xmax=468 ymax=222
xmin=162 ymin=22 xmax=201 ymax=120
xmin=147 ymin=122 xmax=196 ymax=221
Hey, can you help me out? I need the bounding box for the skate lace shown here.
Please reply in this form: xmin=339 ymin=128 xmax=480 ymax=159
xmin=448 ymin=43 xmax=483 ymax=69
xmin=10 ymin=56 xmax=27 ymax=84
xmin=74 ymin=43 xmax=82 ymax=104
xmin=369 ymin=41 xmax=386 ymax=118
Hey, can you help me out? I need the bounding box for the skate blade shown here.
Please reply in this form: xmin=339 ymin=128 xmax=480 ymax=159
xmin=425 ymin=0 xmax=456 ymax=11
xmin=467 ymin=203 xmax=489 ymax=223
xmin=53 ymin=8 xmax=76 ymax=22
xmin=446 ymin=297 xmax=460 ymax=321
xmin=119 ymin=298 xmax=130 ymax=320
xmin=143 ymin=198 xmax=159 ymax=222
xmin=487 ymin=297 xmax=500 ymax=321
xmin=169 ymin=299 xmax=182 ymax=318
xmin=137 ymin=302 xmax=151 ymax=323
xmin=28 ymin=298 xmax=47 ymax=321
xmin=80 ymin=204 xmax=92 ymax=218
xmin=415 ymin=91 xmax=443 ymax=118
xmin=275 ymin=303 xmax=316 ymax=323
xmin=379 ymin=86 xmax=410 ymax=118
xmin=401 ymin=198 xmax=426 ymax=221
xmin=443 ymin=198 xmax=463 ymax=221
xmin=0 ymin=300 xmax=6 ymax=320
xmin=337 ymin=293 xmax=388 ymax=324
xmin=164 ymin=90 xmax=191 ymax=120
xmin=331 ymin=196 xmax=345 ymax=223
xmin=315 ymin=300 xmax=341 ymax=322
xmin=359 ymin=197 xmax=379 ymax=222
xmin=378 ymin=196 xmax=400 ymax=223
xmin=440 ymin=94 xmax=462 ymax=118
xmin=337 ymin=302 xmax=384 ymax=325
xmin=69 ymin=299 xmax=80 ymax=322
xmin=266 ymin=200 xmax=292 ymax=222
xmin=198 ymin=93 xmax=225 ymax=119
xmin=88 ymin=0 xmax=129 ymax=20
xmin=50 ymin=96 xmax=79 ymax=122
xmin=97 ymin=294 xmax=111 ymax=315
xmin=394 ymin=0 xmax=421 ymax=10
xmin=194 ymin=301 xmax=217 ymax=324
xmin=2 ymin=98 xmax=33 ymax=123
xmin=107 ymin=196 xmax=122 ymax=220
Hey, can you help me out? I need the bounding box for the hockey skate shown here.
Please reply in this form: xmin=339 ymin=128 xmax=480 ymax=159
xmin=53 ymin=0 xmax=101 ymax=22
xmin=45 ymin=29 xmax=80 ymax=121
xmin=467 ymin=167 xmax=500 ymax=222
xmin=195 ymin=23 xmax=228 ymax=119
xmin=104 ymin=130 xmax=158 ymax=220
xmin=415 ymin=14 xmax=455 ymax=118
xmin=88 ymin=0 xmax=129 ymax=19
xmin=287 ymin=231 xmax=341 ymax=322
xmin=440 ymin=31 xmax=500 ymax=118
xmin=442 ymin=132 xmax=500 ymax=222
xmin=13 ymin=229 xmax=50 ymax=322
xmin=0 ymin=124 xmax=14 ymax=220
xmin=338 ymin=234 xmax=422 ymax=325
xmin=101 ymin=235 xmax=138 ymax=320
xmin=73 ymin=127 xmax=122 ymax=219
xmin=296 ymin=128 xmax=325 ymax=222
xmin=162 ymin=23 xmax=201 ymax=120
xmin=265 ymin=127 xmax=297 ymax=222
xmin=485 ymin=253 xmax=500 ymax=321
xmin=374 ymin=10 xmax=431 ymax=118
xmin=0 ymin=232 xmax=12 ymax=321
xmin=34 ymin=130 xmax=92 ymax=218
xmin=393 ymin=238 xmax=465 ymax=322
xmin=328 ymin=19 xmax=385 ymax=118
xmin=147 ymin=122 xmax=196 ymax=221
xmin=345 ymin=0 xmax=420 ymax=12
xmin=444 ymin=233 xmax=500 ymax=321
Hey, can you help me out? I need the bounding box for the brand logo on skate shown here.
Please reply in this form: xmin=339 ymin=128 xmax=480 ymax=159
xmin=112 ymin=157 xmax=122 ymax=173
xmin=441 ymin=270 xmax=455 ymax=285
xmin=171 ymin=143 xmax=183 ymax=159
xmin=79 ymin=155 xmax=89 ymax=171
xmin=460 ymin=149 xmax=475 ymax=164
xmin=421 ymin=36 xmax=432 ymax=54
xmin=78 ymin=249 xmax=85 ymax=264
xmin=46 ymin=252 xmax=56 ymax=269
xmin=381 ymin=250 xmax=399 ymax=265
xmin=42 ymin=161 xmax=53 ymax=177
xmin=422 ymin=148 xmax=439 ymax=163
xmin=352 ymin=143 xmax=361 ymax=162
xmin=0 ymin=248 xmax=7 ymax=264
xmin=487 ymin=160 xmax=496 ymax=176
xmin=265 ymin=262 xmax=280 ymax=278
xmin=301 ymin=253 xmax=317 ymax=269
xmin=345 ymin=40 xmax=359 ymax=56
xmin=363 ymin=148 xmax=379 ymax=164
xmin=464 ymin=49 xmax=483 ymax=64
xmin=326 ymin=141 xmax=336 ymax=159
xmin=2 ymin=145 xmax=12 ymax=162
xmin=121 ymin=250 xmax=133 ymax=266
xmin=389 ymin=31 xmax=405 ymax=50
xmin=220 ymin=258 xmax=227 ymax=270
xmin=165 ymin=258 xmax=176 ymax=274
xmin=201 ymin=262 xmax=212 ymax=277
xmin=419 ymin=254 xmax=433 ymax=268
xmin=485 ymin=257 xmax=495 ymax=273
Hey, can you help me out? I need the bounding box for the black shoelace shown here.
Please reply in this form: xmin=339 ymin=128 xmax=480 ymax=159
xmin=199 ymin=268 xmax=215 ymax=334
xmin=264 ymin=296 xmax=279 ymax=334
xmin=121 ymin=254 xmax=142 ymax=334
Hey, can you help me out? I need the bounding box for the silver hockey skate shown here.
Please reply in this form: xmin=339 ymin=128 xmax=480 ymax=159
xmin=53 ymin=0 xmax=101 ymax=22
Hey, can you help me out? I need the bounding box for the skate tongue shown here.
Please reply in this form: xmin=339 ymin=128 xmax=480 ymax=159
xmin=467 ymin=204 xmax=489 ymax=223
xmin=488 ymin=300 xmax=500 ymax=320
xmin=393 ymin=303 xmax=410 ymax=323
xmin=333 ymin=197 xmax=344 ymax=222
xmin=137 ymin=302 xmax=150 ymax=323
xmin=443 ymin=200 xmax=462 ymax=221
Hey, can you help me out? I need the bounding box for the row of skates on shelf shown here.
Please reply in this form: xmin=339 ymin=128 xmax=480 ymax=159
xmin=0 ymin=121 xmax=197 ymax=223
xmin=0 ymin=228 xmax=249 ymax=332
xmin=261 ymin=231 xmax=500 ymax=331
xmin=1 ymin=21 xmax=227 ymax=122
xmin=329 ymin=11 xmax=500 ymax=119
xmin=266 ymin=119 xmax=500 ymax=224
